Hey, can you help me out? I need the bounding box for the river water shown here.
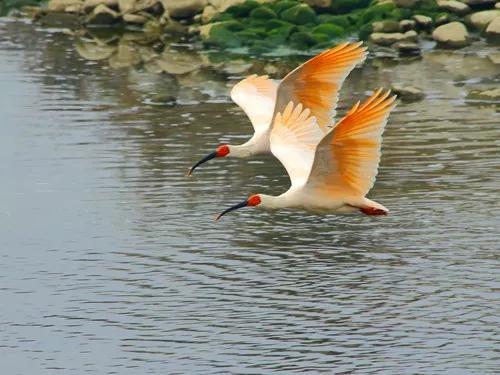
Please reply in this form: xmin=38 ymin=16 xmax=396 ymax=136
xmin=1 ymin=18 xmax=499 ymax=374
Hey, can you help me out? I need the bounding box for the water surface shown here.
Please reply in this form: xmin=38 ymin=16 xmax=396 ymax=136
xmin=1 ymin=19 xmax=499 ymax=374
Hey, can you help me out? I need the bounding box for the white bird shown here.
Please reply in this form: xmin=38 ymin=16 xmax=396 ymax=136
xmin=215 ymin=88 xmax=397 ymax=220
xmin=188 ymin=42 xmax=367 ymax=175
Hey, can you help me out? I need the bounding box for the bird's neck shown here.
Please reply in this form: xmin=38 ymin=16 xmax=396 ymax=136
xmin=229 ymin=131 xmax=270 ymax=158
xmin=258 ymin=194 xmax=290 ymax=209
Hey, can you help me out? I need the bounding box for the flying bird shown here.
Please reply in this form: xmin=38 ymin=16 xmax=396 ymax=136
xmin=215 ymin=89 xmax=397 ymax=220
xmin=187 ymin=42 xmax=367 ymax=175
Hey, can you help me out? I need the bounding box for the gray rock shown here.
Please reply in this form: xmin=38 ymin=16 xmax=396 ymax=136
xmin=391 ymin=84 xmax=425 ymax=102
xmin=372 ymin=20 xmax=400 ymax=33
xmin=166 ymin=0 xmax=207 ymax=19
xmin=370 ymin=30 xmax=418 ymax=46
xmin=432 ymin=22 xmax=471 ymax=47
xmin=399 ymin=19 xmax=416 ymax=32
xmin=485 ymin=16 xmax=500 ymax=43
xmin=85 ymin=4 xmax=120 ymax=25
xmin=413 ymin=14 xmax=433 ymax=28
xmin=201 ymin=4 xmax=217 ymax=23
xmin=466 ymin=10 xmax=500 ymax=30
xmin=395 ymin=41 xmax=421 ymax=56
xmin=437 ymin=0 xmax=471 ymax=15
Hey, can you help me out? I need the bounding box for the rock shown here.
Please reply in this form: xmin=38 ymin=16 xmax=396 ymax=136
xmin=199 ymin=22 xmax=217 ymax=40
xmin=75 ymin=40 xmax=116 ymax=60
xmin=166 ymin=0 xmax=207 ymax=19
xmin=466 ymin=10 xmax=500 ymax=30
xmin=47 ymin=0 xmax=83 ymax=12
xmin=435 ymin=13 xmax=450 ymax=25
xmin=391 ymin=84 xmax=424 ymax=102
xmin=369 ymin=30 xmax=418 ymax=46
xmin=467 ymin=88 xmax=500 ymax=100
xmin=463 ymin=0 xmax=496 ymax=7
xmin=437 ymin=0 xmax=471 ymax=15
xmin=156 ymin=48 xmax=202 ymax=74
xmin=118 ymin=0 xmax=136 ymax=12
xmin=372 ymin=20 xmax=400 ymax=33
xmin=394 ymin=0 xmax=419 ymax=7
xmin=413 ymin=15 xmax=433 ymax=29
xmin=432 ymin=22 xmax=471 ymax=47
xmin=85 ymin=4 xmax=120 ymax=25
xmin=395 ymin=41 xmax=421 ymax=56
xmin=485 ymin=16 xmax=500 ymax=42
xmin=201 ymin=4 xmax=217 ymax=23
xmin=83 ymin=0 xmax=118 ymax=12
xmin=209 ymin=0 xmax=246 ymax=12
xmin=304 ymin=0 xmax=332 ymax=9
xmin=280 ymin=4 xmax=317 ymax=25
xmin=497 ymin=2 xmax=500 ymax=10
xmin=123 ymin=13 xmax=148 ymax=23
xmin=399 ymin=19 xmax=416 ymax=32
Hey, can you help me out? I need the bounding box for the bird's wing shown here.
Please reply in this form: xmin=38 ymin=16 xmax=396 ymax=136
xmin=230 ymin=74 xmax=278 ymax=132
xmin=270 ymin=101 xmax=324 ymax=187
xmin=273 ymin=42 xmax=367 ymax=132
xmin=306 ymin=89 xmax=397 ymax=197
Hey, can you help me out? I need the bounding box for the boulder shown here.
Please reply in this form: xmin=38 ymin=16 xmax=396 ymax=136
xmin=466 ymin=10 xmax=500 ymax=30
xmin=372 ymin=20 xmax=400 ymax=33
xmin=497 ymin=2 xmax=500 ymax=9
xmin=370 ymin=30 xmax=417 ymax=46
xmin=85 ymin=4 xmax=120 ymax=25
xmin=437 ymin=0 xmax=471 ymax=15
xmin=83 ymin=0 xmax=118 ymax=12
xmin=304 ymin=0 xmax=332 ymax=9
xmin=463 ymin=0 xmax=496 ymax=7
xmin=391 ymin=84 xmax=424 ymax=102
xmin=47 ymin=0 xmax=83 ymax=12
xmin=399 ymin=19 xmax=416 ymax=32
xmin=123 ymin=12 xmax=148 ymax=23
xmin=118 ymin=0 xmax=136 ymax=12
xmin=209 ymin=0 xmax=246 ymax=12
xmin=485 ymin=16 xmax=500 ymax=42
xmin=201 ymin=4 xmax=217 ymax=23
xmin=395 ymin=41 xmax=421 ymax=56
xmin=432 ymin=22 xmax=471 ymax=47
xmin=413 ymin=15 xmax=433 ymax=28
xmin=166 ymin=0 xmax=207 ymax=19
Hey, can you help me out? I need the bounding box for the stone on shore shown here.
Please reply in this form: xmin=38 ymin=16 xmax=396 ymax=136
xmin=399 ymin=19 xmax=416 ymax=32
xmin=118 ymin=0 xmax=136 ymax=13
xmin=48 ymin=0 xmax=83 ymax=12
xmin=85 ymin=4 xmax=120 ymax=25
xmin=83 ymin=0 xmax=118 ymax=12
xmin=391 ymin=84 xmax=425 ymax=102
xmin=485 ymin=16 xmax=500 ymax=42
xmin=395 ymin=41 xmax=421 ymax=56
xmin=437 ymin=0 xmax=471 ymax=15
xmin=123 ymin=13 xmax=148 ymax=24
xmin=432 ymin=22 xmax=471 ymax=47
xmin=372 ymin=20 xmax=400 ymax=33
xmin=413 ymin=14 xmax=433 ymax=29
xmin=466 ymin=10 xmax=500 ymax=30
xmin=167 ymin=0 xmax=207 ymax=19
xmin=370 ymin=30 xmax=417 ymax=46
xmin=463 ymin=0 xmax=496 ymax=7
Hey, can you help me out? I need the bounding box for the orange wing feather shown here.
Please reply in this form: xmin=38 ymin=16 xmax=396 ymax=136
xmin=275 ymin=42 xmax=367 ymax=131
xmin=308 ymin=89 xmax=397 ymax=197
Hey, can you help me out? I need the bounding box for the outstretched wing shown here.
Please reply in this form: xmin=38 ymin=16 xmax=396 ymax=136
xmin=230 ymin=74 xmax=278 ymax=132
xmin=270 ymin=101 xmax=324 ymax=187
xmin=273 ymin=42 xmax=367 ymax=132
xmin=307 ymin=89 xmax=397 ymax=197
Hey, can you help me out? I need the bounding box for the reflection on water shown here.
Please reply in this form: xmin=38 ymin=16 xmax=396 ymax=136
xmin=1 ymin=18 xmax=499 ymax=374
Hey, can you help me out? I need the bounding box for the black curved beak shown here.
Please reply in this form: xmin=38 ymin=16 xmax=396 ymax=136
xmin=215 ymin=200 xmax=248 ymax=221
xmin=187 ymin=151 xmax=217 ymax=176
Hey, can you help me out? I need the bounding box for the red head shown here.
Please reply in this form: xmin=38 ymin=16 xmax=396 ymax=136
xmin=215 ymin=194 xmax=262 ymax=221
xmin=187 ymin=144 xmax=230 ymax=176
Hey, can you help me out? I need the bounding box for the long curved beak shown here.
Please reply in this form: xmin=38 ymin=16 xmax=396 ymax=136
xmin=215 ymin=200 xmax=248 ymax=221
xmin=187 ymin=151 xmax=217 ymax=176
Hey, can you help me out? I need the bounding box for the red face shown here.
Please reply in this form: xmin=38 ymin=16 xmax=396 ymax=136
xmin=247 ymin=194 xmax=261 ymax=207
xmin=216 ymin=144 xmax=230 ymax=157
